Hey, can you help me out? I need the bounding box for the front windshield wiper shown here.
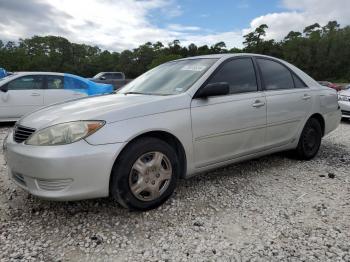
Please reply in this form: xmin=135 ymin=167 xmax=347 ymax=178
xmin=120 ymin=91 xmax=173 ymax=96
xmin=122 ymin=91 xmax=150 ymax=95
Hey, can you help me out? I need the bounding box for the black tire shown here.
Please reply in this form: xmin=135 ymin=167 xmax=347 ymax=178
xmin=110 ymin=137 xmax=179 ymax=211
xmin=295 ymin=118 xmax=322 ymax=160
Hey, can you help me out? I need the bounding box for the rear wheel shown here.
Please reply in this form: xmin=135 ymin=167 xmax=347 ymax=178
xmin=110 ymin=137 xmax=179 ymax=211
xmin=295 ymin=118 xmax=322 ymax=160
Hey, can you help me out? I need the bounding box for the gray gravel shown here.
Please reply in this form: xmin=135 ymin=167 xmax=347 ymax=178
xmin=1 ymin=121 xmax=350 ymax=262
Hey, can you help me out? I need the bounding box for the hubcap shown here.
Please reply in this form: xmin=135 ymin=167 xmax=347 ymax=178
xmin=129 ymin=152 xmax=172 ymax=202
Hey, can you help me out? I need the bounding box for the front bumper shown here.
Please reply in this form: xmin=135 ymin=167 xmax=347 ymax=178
xmin=4 ymin=131 xmax=124 ymax=201
xmin=339 ymin=101 xmax=350 ymax=118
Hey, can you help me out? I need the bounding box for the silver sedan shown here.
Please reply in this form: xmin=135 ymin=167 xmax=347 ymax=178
xmin=4 ymin=54 xmax=341 ymax=211
xmin=338 ymin=85 xmax=350 ymax=118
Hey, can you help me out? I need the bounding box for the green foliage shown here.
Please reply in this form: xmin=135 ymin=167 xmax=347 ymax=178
xmin=0 ymin=36 xmax=235 ymax=78
xmin=243 ymin=21 xmax=350 ymax=81
xmin=1 ymin=21 xmax=350 ymax=81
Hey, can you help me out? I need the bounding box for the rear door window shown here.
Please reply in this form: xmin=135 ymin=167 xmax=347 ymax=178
xmin=47 ymin=75 xmax=64 ymax=89
xmin=257 ymin=58 xmax=294 ymax=90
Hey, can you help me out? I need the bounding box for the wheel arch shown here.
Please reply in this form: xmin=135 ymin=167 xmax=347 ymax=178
xmin=110 ymin=130 xmax=187 ymax=184
xmin=309 ymin=113 xmax=325 ymax=137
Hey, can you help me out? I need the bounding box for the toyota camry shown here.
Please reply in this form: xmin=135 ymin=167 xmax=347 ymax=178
xmin=4 ymin=54 xmax=341 ymax=211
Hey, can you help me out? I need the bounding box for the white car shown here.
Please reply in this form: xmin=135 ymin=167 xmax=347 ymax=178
xmin=0 ymin=72 xmax=113 ymax=122
xmin=4 ymin=54 xmax=341 ymax=211
xmin=338 ymin=85 xmax=350 ymax=118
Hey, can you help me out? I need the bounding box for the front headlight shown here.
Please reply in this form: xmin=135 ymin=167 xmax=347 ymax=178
xmin=338 ymin=95 xmax=349 ymax=101
xmin=25 ymin=121 xmax=105 ymax=146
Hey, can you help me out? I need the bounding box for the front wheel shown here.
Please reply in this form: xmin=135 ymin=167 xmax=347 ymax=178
xmin=110 ymin=137 xmax=179 ymax=211
xmin=294 ymin=118 xmax=322 ymax=160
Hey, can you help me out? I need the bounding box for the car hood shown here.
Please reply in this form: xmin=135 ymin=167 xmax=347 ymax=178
xmin=18 ymin=93 xmax=190 ymax=130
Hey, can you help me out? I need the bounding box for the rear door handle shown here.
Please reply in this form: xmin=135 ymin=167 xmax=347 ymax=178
xmin=252 ymin=100 xmax=265 ymax=108
xmin=302 ymin=94 xmax=311 ymax=100
xmin=31 ymin=93 xmax=41 ymax=96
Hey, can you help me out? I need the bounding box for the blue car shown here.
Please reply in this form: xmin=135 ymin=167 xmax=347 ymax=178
xmin=63 ymin=73 xmax=114 ymax=96
xmin=0 ymin=68 xmax=7 ymax=78
xmin=0 ymin=72 xmax=114 ymax=121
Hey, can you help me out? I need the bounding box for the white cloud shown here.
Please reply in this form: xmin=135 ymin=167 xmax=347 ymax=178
xmin=0 ymin=0 xmax=243 ymax=51
xmin=0 ymin=0 xmax=244 ymax=51
xmin=244 ymin=0 xmax=350 ymax=40
xmin=167 ymin=24 xmax=201 ymax=32
xmin=180 ymin=31 xmax=244 ymax=49
xmin=48 ymin=0 xmax=179 ymax=50
xmin=1 ymin=0 xmax=350 ymax=51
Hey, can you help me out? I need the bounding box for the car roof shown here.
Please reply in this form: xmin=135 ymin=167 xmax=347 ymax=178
xmin=176 ymin=53 xmax=282 ymax=61
xmin=98 ymin=72 xmax=124 ymax=74
xmin=11 ymin=72 xmax=65 ymax=76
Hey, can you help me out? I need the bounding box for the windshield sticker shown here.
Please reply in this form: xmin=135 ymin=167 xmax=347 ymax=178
xmin=181 ymin=65 xmax=207 ymax=72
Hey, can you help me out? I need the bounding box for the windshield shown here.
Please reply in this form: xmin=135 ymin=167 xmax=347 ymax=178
xmin=118 ymin=58 xmax=218 ymax=95
xmin=93 ymin=73 xmax=104 ymax=79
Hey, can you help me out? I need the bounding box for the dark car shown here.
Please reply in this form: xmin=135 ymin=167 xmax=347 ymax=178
xmin=318 ymin=81 xmax=342 ymax=91
xmin=91 ymin=72 xmax=131 ymax=90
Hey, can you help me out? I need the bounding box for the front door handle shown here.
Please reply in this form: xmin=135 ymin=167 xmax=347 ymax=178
xmin=302 ymin=94 xmax=311 ymax=100
xmin=31 ymin=93 xmax=41 ymax=96
xmin=252 ymin=100 xmax=265 ymax=108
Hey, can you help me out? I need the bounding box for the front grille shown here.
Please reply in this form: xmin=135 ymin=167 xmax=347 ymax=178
xmin=13 ymin=125 xmax=36 ymax=143
xmin=13 ymin=172 xmax=26 ymax=186
xmin=36 ymin=178 xmax=73 ymax=191
xmin=342 ymin=110 xmax=350 ymax=116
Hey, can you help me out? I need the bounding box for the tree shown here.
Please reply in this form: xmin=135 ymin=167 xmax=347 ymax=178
xmin=1 ymin=20 xmax=350 ymax=82
xmin=211 ymin=42 xmax=227 ymax=53
xmin=284 ymin=31 xmax=302 ymax=41
xmin=243 ymin=24 xmax=268 ymax=50
xmin=187 ymin=43 xmax=198 ymax=56
xmin=303 ymin=23 xmax=321 ymax=37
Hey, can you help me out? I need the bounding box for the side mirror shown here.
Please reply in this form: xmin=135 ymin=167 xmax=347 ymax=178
xmin=195 ymin=82 xmax=229 ymax=99
xmin=0 ymin=85 xmax=8 ymax=93
xmin=100 ymin=76 xmax=106 ymax=80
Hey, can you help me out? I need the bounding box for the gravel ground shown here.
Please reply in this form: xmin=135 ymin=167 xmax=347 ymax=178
xmin=1 ymin=121 xmax=350 ymax=262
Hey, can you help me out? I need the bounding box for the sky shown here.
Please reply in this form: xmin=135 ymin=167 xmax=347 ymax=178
xmin=0 ymin=0 xmax=350 ymax=51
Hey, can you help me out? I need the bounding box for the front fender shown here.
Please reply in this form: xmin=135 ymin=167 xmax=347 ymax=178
xmin=85 ymin=108 xmax=196 ymax=175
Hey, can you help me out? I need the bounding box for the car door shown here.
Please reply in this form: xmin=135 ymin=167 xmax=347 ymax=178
xmin=110 ymin=73 xmax=124 ymax=89
xmin=256 ymin=58 xmax=312 ymax=148
xmin=104 ymin=73 xmax=113 ymax=84
xmin=43 ymin=75 xmax=86 ymax=106
xmin=191 ymin=57 xmax=267 ymax=168
xmin=0 ymin=75 xmax=44 ymax=119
